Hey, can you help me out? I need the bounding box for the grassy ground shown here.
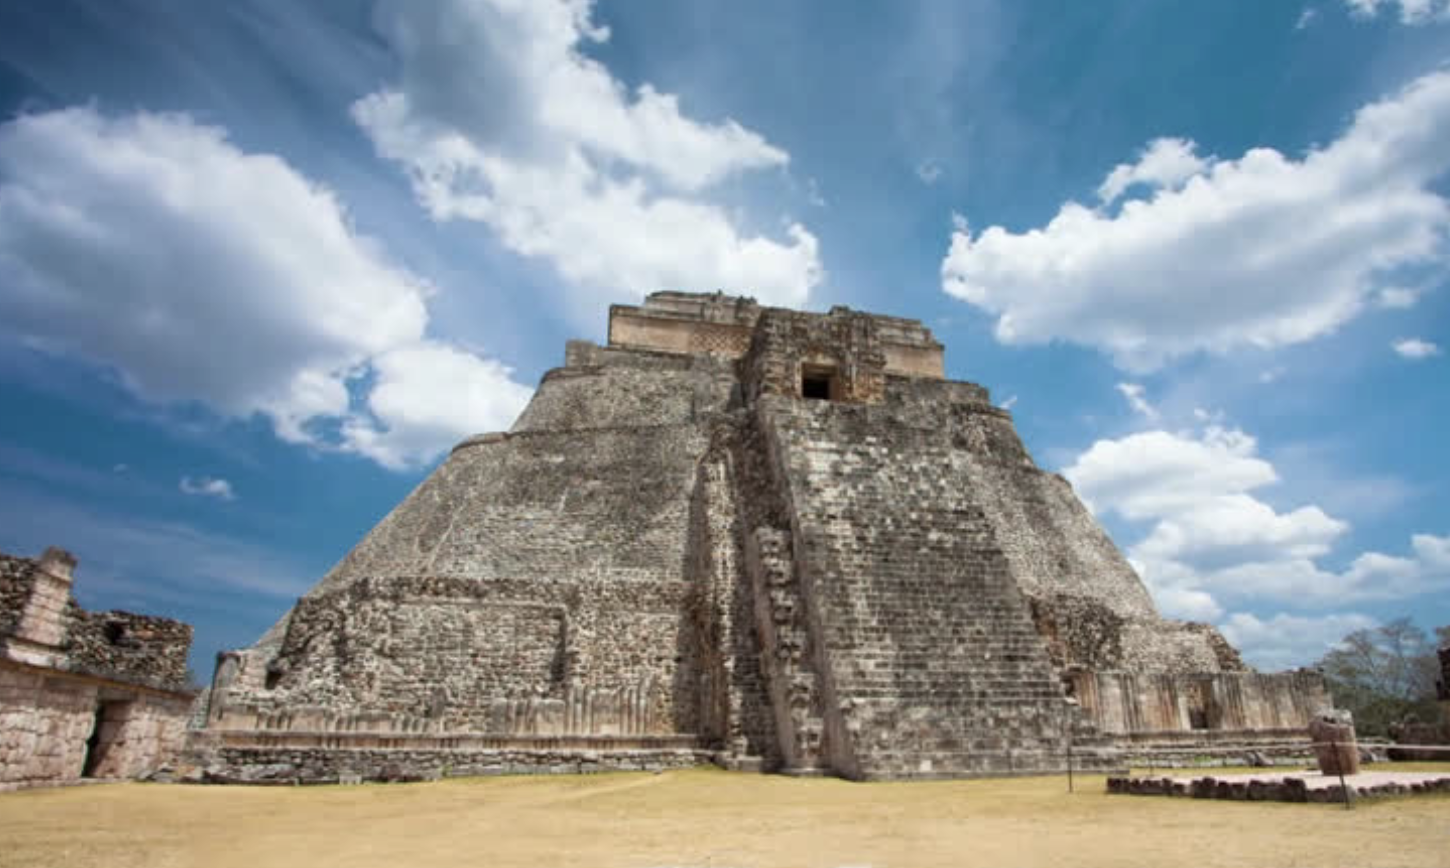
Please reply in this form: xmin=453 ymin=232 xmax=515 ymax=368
xmin=1 ymin=764 xmax=1447 ymax=868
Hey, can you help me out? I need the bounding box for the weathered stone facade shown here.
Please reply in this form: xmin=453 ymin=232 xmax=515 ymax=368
xmin=196 ymin=292 xmax=1331 ymax=783
xmin=1 ymin=547 xmax=195 ymax=787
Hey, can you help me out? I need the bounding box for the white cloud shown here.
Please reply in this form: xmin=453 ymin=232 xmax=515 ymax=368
xmin=1344 ymin=0 xmax=1450 ymax=23
xmin=1219 ymin=611 xmax=1379 ymax=670
xmin=942 ymin=70 xmax=1450 ymax=371
xmin=999 ymin=394 xmax=1018 ymax=411
xmin=1097 ymin=138 xmax=1209 ymax=205
xmin=1296 ymin=7 xmax=1320 ymax=29
xmin=179 ymin=476 xmax=236 ymax=501
xmin=1393 ymin=337 xmax=1441 ymax=358
xmin=1115 ymin=382 xmax=1159 ymax=420
xmin=355 ymin=0 xmax=821 ymax=308
xmin=1064 ymin=425 xmax=1448 ymax=616
xmin=342 ymin=342 xmax=533 ymax=469
xmin=0 ymin=106 xmax=532 ymax=468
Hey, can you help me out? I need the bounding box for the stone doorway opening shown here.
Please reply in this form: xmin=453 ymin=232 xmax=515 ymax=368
xmin=801 ymin=365 xmax=841 ymax=401
xmin=81 ymin=700 xmax=128 ymax=778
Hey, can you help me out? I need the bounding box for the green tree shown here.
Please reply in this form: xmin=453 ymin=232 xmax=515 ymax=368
xmin=1316 ymin=618 xmax=1443 ymax=737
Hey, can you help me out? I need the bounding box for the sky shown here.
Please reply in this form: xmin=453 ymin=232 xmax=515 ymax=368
xmin=0 ymin=0 xmax=1447 ymax=678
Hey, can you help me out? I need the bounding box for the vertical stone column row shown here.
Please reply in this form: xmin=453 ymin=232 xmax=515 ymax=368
xmin=743 ymin=526 xmax=825 ymax=772
xmin=680 ymin=439 xmax=779 ymax=767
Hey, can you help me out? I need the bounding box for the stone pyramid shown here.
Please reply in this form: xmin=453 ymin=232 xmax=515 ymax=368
xmin=195 ymin=293 xmax=1329 ymax=783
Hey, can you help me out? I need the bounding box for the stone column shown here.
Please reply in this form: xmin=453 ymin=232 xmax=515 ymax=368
xmin=1308 ymin=709 xmax=1360 ymax=776
xmin=8 ymin=547 xmax=77 ymax=668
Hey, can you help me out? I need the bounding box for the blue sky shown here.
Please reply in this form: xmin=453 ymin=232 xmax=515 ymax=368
xmin=0 ymin=0 xmax=1446 ymax=676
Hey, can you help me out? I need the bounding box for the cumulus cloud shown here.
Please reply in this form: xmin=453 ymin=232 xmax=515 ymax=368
xmin=179 ymin=476 xmax=236 ymax=501
xmin=0 ymin=106 xmax=530 ymax=468
xmin=1344 ymin=0 xmax=1450 ymax=23
xmin=1219 ymin=611 xmax=1379 ymax=670
xmin=1393 ymin=337 xmax=1441 ymax=358
xmin=1097 ymin=138 xmax=1209 ymax=205
xmin=355 ymin=0 xmax=822 ymax=308
xmin=342 ymin=341 xmax=535 ymax=469
xmin=1065 ymin=425 xmax=1448 ymax=617
xmin=942 ymin=70 xmax=1450 ymax=370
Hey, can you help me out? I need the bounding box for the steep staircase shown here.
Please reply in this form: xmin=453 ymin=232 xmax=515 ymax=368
xmin=762 ymin=401 xmax=1120 ymax=778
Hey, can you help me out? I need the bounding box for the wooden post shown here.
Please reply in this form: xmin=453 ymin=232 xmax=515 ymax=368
xmin=1331 ymin=735 xmax=1352 ymax=810
xmin=1066 ymin=728 xmax=1074 ymax=793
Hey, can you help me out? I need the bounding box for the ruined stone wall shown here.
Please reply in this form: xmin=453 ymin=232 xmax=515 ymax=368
xmin=2 ymin=550 xmax=193 ymax=692
xmin=64 ymin=609 xmax=192 ymax=692
xmin=1 ymin=547 xmax=195 ymax=786
xmin=85 ymin=689 xmax=193 ymax=778
xmin=229 ymin=574 xmax=684 ymax=736
xmin=0 ymin=554 xmax=33 ymax=636
xmin=1070 ymin=670 xmax=1328 ymax=735
xmin=0 ymin=663 xmax=95 ymax=783
xmin=0 ymin=661 xmax=192 ymax=785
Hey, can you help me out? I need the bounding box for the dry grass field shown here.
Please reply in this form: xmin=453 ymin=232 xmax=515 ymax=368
xmin=2 ymin=764 xmax=1448 ymax=868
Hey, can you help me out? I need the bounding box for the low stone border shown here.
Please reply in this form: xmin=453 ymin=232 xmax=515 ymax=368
xmin=181 ymin=746 xmax=714 ymax=785
xmin=1107 ymin=771 xmax=1450 ymax=803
